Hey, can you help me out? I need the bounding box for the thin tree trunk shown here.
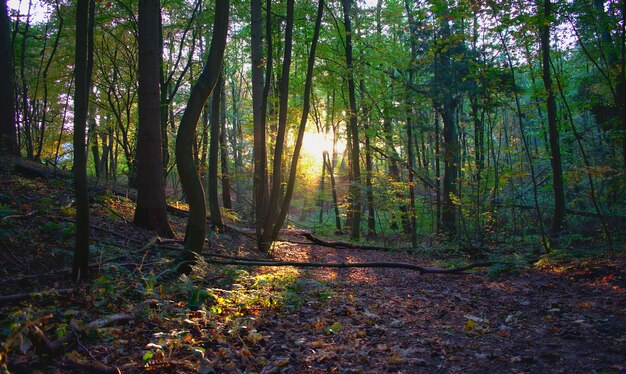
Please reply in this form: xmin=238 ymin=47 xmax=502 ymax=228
xmin=251 ymin=0 xmax=266 ymax=245
xmin=539 ymin=0 xmax=566 ymax=234
xmin=324 ymin=151 xmax=342 ymax=234
xmin=342 ymin=0 xmax=362 ymax=240
xmin=0 ymin=0 xmax=17 ymax=155
xmin=270 ymin=0 xmax=324 ymax=242
xmin=36 ymin=0 xmax=63 ymax=161
xmin=405 ymin=102 xmax=417 ymax=247
xmin=72 ymin=0 xmax=94 ymax=283
xmin=19 ymin=1 xmax=33 ymax=159
xmin=219 ymin=78 xmax=232 ymax=211
xmin=174 ymin=0 xmax=229 ymax=273
xmin=88 ymin=104 xmax=100 ymax=180
xmin=262 ymin=0 xmax=295 ymax=252
xmin=360 ymin=81 xmax=375 ymax=238
xmin=208 ymin=72 xmax=224 ymax=227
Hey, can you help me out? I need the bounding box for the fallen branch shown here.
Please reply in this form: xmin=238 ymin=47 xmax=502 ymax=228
xmin=29 ymin=299 xmax=158 ymax=355
xmin=200 ymin=258 xmax=492 ymax=274
xmin=298 ymin=232 xmax=391 ymax=251
xmin=1 ymin=210 xmax=36 ymax=222
xmin=0 ymin=288 xmax=74 ymax=305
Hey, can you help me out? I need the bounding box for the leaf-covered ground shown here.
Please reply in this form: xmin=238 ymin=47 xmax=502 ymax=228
xmin=1 ymin=165 xmax=625 ymax=373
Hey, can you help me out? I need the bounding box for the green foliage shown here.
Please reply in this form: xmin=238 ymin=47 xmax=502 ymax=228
xmin=38 ymin=221 xmax=75 ymax=239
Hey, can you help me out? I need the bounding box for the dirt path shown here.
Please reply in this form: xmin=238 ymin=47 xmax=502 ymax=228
xmin=252 ymin=244 xmax=626 ymax=373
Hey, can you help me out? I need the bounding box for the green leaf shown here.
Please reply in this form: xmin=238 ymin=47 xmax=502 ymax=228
xmin=327 ymin=322 xmax=342 ymax=334
xmin=142 ymin=351 xmax=154 ymax=363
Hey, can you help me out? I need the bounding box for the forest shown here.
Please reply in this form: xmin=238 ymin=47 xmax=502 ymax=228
xmin=0 ymin=0 xmax=625 ymax=371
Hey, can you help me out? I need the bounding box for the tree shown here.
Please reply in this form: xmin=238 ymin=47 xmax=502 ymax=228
xmin=133 ymin=0 xmax=174 ymax=238
xmin=0 ymin=0 xmax=17 ymax=155
xmin=342 ymin=0 xmax=362 ymax=240
xmin=432 ymin=0 xmax=460 ymax=238
xmin=174 ymin=0 xmax=229 ymax=273
xmin=207 ymin=72 xmax=224 ymax=227
xmin=251 ymin=0 xmax=266 ymax=246
xmin=72 ymin=0 xmax=95 ymax=283
xmin=539 ymin=0 xmax=566 ymax=234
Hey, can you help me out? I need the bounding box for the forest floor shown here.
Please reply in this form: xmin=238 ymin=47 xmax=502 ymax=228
xmin=1 ymin=161 xmax=626 ymax=373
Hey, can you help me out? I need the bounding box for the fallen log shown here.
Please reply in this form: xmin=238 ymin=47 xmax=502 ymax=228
xmin=0 ymin=288 xmax=74 ymax=305
xmin=200 ymin=258 xmax=492 ymax=274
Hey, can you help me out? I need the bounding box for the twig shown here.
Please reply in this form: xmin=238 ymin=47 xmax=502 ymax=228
xmin=1 ymin=210 xmax=36 ymax=222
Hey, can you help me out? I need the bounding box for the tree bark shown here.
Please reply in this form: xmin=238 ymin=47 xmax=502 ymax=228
xmin=134 ymin=0 xmax=174 ymax=238
xmin=208 ymin=72 xmax=224 ymax=227
xmin=539 ymin=0 xmax=566 ymax=234
xmin=71 ymin=0 xmax=94 ymax=283
xmin=219 ymin=78 xmax=232 ymax=210
xmin=0 ymin=0 xmax=17 ymax=155
xmin=174 ymin=0 xmax=229 ymax=273
xmin=270 ymin=0 xmax=324 ymax=242
xmin=261 ymin=0 xmax=295 ymax=252
xmin=251 ymin=0 xmax=266 ymax=246
xmin=342 ymin=0 xmax=362 ymax=240
xmin=432 ymin=9 xmax=459 ymax=238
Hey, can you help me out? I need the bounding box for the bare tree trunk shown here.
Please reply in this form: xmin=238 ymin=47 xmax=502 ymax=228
xmin=359 ymin=81 xmax=375 ymax=238
xmin=342 ymin=0 xmax=362 ymax=240
xmin=0 ymin=0 xmax=17 ymax=155
xmin=36 ymin=0 xmax=63 ymax=161
xmin=134 ymin=0 xmax=174 ymax=238
xmin=19 ymin=1 xmax=33 ymax=158
xmin=208 ymin=72 xmax=224 ymax=227
xmin=261 ymin=0 xmax=295 ymax=252
xmin=324 ymin=150 xmax=342 ymax=234
xmin=219 ymin=78 xmax=232 ymax=211
xmin=405 ymin=102 xmax=417 ymax=247
xmin=251 ymin=0 xmax=266 ymax=245
xmin=88 ymin=104 xmax=100 ymax=180
xmin=269 ymin=0 xmax=324 ymax=242
xmin=174 ymin=0 xmax=229 ymax=273
xmin=72 ymin=0 xmax=94 ymax=283
xmin=539 ymin=0 xmax=566 ymax=234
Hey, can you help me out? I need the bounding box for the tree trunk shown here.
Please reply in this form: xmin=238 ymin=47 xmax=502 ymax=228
xmin=72 ymin=0 xmax=94 ymax=283
xmin=174 ymin=0 xmax=229 ymax=273
xmin=261 ymin=0 xmax=295 ymax=252
xmin=19 ymin=1 xmax=32 ymax=159
xmin=539 ymin=0 xmax=566 ymax=234
xmin=324 ymin=150 xmax=342 ymax=234
xmin=208 ymin=72 xmax=224 ymax=227
xmin=359 ymin=81 xmax=375 ymax=238
xmin=88 ymin=104 xmax=100 ymax=180
xmin=251 ymin=0 xmax=266 ymax=245
xmin=219 ymin=78 xmax=232 ymax=211
xmin=36 ymin=2 xmax=63 ymax=162
xmin=266 ymin=0 xmax=324 ymax=243
xmin=433 ymin=11 xmax=459 ymax=239
xmin=405 ymin=102 xmax=418 ymax=247
xmin=0 ymin=0 xmax=17 ymax=155
xmin=342 ymin=0 xmax=362 ymax=240
xmin=134 ymin=0 xmax=174 ymax=238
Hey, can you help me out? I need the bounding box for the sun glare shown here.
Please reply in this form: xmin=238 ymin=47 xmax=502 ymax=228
xmin=301 ymin=132 xmax=334 ymax=158
xmin=298 ymin=131 xmax=346 ymax=177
